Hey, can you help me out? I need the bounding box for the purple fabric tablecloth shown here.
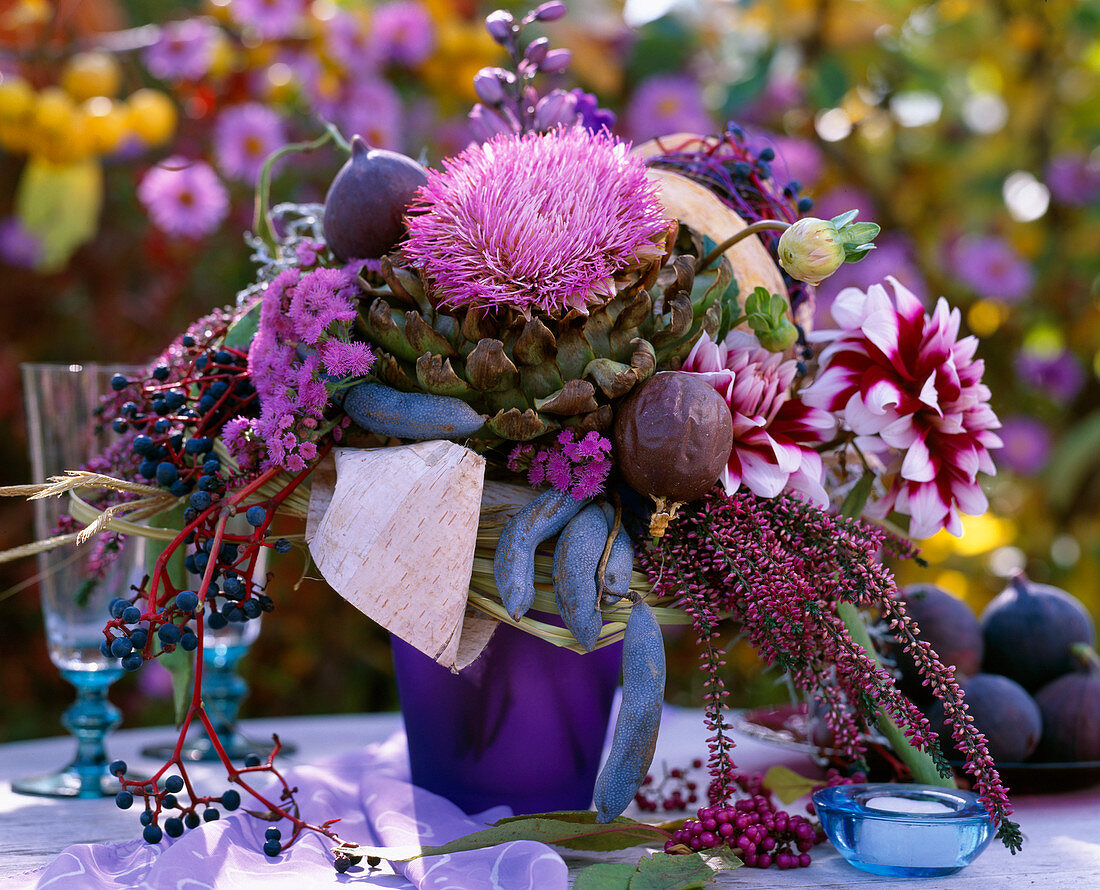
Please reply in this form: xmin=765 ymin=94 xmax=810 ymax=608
xmin=25 ymin=732 xmax=567 ymax=890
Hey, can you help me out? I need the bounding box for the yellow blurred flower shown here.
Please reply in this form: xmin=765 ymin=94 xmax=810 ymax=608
xmin=0 ymin=75 xmax=34 ymax=121
xmin=126 ymin=89 xmax=178 ymax=147
xmin=60 ymin=51 xmax=122 ymax=102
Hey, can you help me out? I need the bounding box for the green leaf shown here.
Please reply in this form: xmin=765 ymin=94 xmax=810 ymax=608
xmin=146 ymin=505 xmax=190 ymax=723
xmin=575 ymin=863 xmax=638 ymax=890
xmin=161 ymin=644 xmax=193 ymax=726
xmin=839 ymin=471 xmax=875 ymax=519
xmin=628 ymin=852 xmax=716 ymax=889
xmin=843 ymin=246 xmax=875 ymax=263
xmin=830 ymin=209 xmax=860 ymax=229
xmin=763 ymin=765 xmax=820 ymax=805
xmin=1046 ymin=411 xmax=1100 ymax=510
xmin=15 ymin=156 xmax=103 ymax=272
xmin=225 ymin=301 xmax=261 ymax=350
xmin=839 ymin=222 xmax=881 ymax=246
xmin=416 ymin=814 xmax=669 ymax=858
xmin=809 ymin=54 xmax=848 ymax=108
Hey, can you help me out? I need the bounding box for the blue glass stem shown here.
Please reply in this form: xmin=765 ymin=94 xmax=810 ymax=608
xmin=202 ymin=644 xmax=250 ymax=754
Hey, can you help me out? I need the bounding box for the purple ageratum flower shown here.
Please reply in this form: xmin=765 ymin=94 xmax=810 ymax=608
xmin=337 ymin=79 xmax=403 ymax=150
xmin=143 ymin=18 xmax=217 ymax=82
xmin=372 ymin=1 xmax=435 ymax=67
xmin=229 ymin=0 xmax=304 ymax=40
xmin=1045 ymin=151 xmax=1100 ymax=206
xmin=571 ymin=89 xmax=615 ymax=133
xmin=0 ymin=217 xmax=41 ymax=268
xmin=213 ymin=103 xmax=287 ymax=185
xmin=997 ymin=415 xmax=1051 ymax=475
xmin=948 ymin=235 xmax=1034 ymax=303
xmin=1014 ymin=348 xmax=1086 ymax=405
xmin=137 ymin=156 xmax=229 ymax=239
xmin=623 ymin=74 xmax=714 ymax=144
xmin=404 ymin=127 xmax=669 ymax=314
xmin=322 ymin=9 xmax=379 ymax=71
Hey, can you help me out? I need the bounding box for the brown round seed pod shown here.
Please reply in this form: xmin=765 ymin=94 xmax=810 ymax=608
xmin=613 ymin=371 xmax=733 ymax=505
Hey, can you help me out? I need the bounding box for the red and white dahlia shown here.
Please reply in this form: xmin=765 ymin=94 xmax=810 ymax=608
xmin=802 ymin=277 xmax=1002 ymax=538
xmin=682 ymin=330 xmax=835 ymax=507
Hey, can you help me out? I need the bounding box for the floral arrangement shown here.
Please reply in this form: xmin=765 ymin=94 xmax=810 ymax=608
xmin=2 ymin=2 xmax=1024 ymax=880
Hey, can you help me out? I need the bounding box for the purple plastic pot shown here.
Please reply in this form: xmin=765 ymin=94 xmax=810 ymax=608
xmin=392 ymin=618 xmax=623 ymax=815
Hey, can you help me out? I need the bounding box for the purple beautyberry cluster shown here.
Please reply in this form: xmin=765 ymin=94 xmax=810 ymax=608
xmin=634 ymin=758 xmax=704 ymax=813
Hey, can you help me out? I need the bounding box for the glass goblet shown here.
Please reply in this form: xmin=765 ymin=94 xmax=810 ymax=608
xmin=13 ymin=362 xmax=146 ymax=798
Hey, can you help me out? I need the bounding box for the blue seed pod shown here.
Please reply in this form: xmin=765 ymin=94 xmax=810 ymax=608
xmin=598 ymin=502 xmax=634 ymax=602
xmin=344 ymin=383 xmax=486 ymax=440
xmin=552 ymin=504 xmax=607 ymax=652
xmin=494 ymin=488 xmax=589 ymax=620
xmin=593 ymin=599 xmax=665 ymax=823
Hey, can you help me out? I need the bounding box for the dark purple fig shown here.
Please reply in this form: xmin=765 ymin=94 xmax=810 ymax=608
xmin=613 ymin=371 xmax=733 ymax=505
xmin=980 ymin=573 xmax=1095 ymax=692
xmin=322 ymin=135 xmax=429 ymax=261
xmin=925 ymin=673 xmax=1042 ymax=763
xmin=891 ymin=584 xmax=983 ymax=706
xmin=1033 ymin=644 xmax=1100 ymax=762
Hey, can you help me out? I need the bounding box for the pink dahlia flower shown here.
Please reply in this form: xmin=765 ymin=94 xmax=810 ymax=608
xmin=404 ymin=126 xmax=668 ymax=315
xmin=802 ymin=277 xmax=1002 ymax=538
xmin=682 ymin=330 xmax=835 ymax=507
xmin=137 ymin=157 xmax=228 ymax=239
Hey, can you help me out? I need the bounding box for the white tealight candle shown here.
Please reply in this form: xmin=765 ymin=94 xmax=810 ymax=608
xmin=858 ymin=796 xmax=963 ymax=869
xmin=866 ymin=795 xmax=954 ymax=815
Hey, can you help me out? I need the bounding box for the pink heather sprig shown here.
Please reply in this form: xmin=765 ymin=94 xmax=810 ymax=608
xmin=248 ymin=267 xmax=374 ymax=471
xmin=637 ymin=490 xmax=1021 ymax=851
xmin=508 ymin=430 xmax=612 ymax=499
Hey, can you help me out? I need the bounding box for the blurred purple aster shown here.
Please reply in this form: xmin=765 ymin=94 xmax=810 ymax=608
xmin=230 ymin=0 xmax=304 ymax=40
xmin=143 ymin=18 xmax=216 ymax=81
xmin=767 ymin=135 xmax=824 ymax=190
xmin=213 ymin=103 xmax=287 ymax=185
xmin=1014 ymin=348 xmax=1086 ymax=405
xmin=137 ymin=156 xmax=229 ymax=239
xmin=623 ymin=74 xmax=714 ymax=144
xmin=337 ymin=79 xmax=403 ymax=150
xmin=373 ymin=1 xmax=435 ymax=67
xmin=321 ymin=10 xmax=378 ymax=71
xmin=1045 ymin=151 xmax=1100 ymax=206
xmin=0 ymin=217 xmax=41 ymax=268
xmin=997 ymin=415 xmax=1051 ymax=475
xmin=404 ymin=127 xmax=669 ymax=314
xmin=948 ymin=235 xmax=1033 ymax=303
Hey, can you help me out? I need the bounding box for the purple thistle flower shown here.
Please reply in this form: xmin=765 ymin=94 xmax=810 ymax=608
xmin=229 ymin=0 xmax=304 ymax=40
xmin=623 ymin=74 xmax=714 ymax=145
xmin=143 ymin=18 xmax=217 ymax=82
xmin=372 ymin=1 xmax=435 ymax=67
xmin=947 ymin=235 xmax=1033 ymax=303
xmin=405 ymin=127 xmax=669 ymax=314
xmin=137 ymin=156 xmax=229 ymax=239
xmin=1014 ymin=347 xmax=1086 ymax=405
xmin=997 ymin=415 xmax=1051 ymax=476
xmin=213 ymin=103 xmax=287 ymax=185
xmin=0 ymin=216 xmax=41 ymax=268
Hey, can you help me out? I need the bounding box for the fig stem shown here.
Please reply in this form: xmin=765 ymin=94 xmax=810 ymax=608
xmin=1070 ymin=642 xmax=1100 ymax=673
xmin=695 ymin=219 xmax=792 ymax=273
xmin=252 ymin=128 xmax=337 ymax=250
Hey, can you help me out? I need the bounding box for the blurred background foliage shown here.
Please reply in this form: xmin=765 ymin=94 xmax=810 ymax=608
xmin=1 ymin=0 xmax=1097 ymax=741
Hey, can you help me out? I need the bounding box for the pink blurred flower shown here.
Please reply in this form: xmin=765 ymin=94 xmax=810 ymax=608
xmin=373 ymin=1 xmax=435 ymax=67
xmin=230 ymin=0 xmax=304 ymax=40
xmin=682 ymin=330 xmax=835 ymax=507
xmin=143 ymin=18 xmax=217 ymax=81
xmin=405 ymin=127 xmax=668 ymax=314
xmin=768 ymin=135 xmax=824 ymax=189
xmin=1014 ymin=348 xmax=1086 ymax=405
xmin=213 ymin=103 xmax=287 ymax=185
xmin=803 ymin=277 xmax=1002 ymax=538
xmin=137 ymin=157 xmax=229 ymax=239
xmin=622 ymin=74 xmax=713 ymax=144
xmin=997 ymin=416 xmax=1051 ymax=476
xmin=947 ymin=235 xmax=1033 ymax=303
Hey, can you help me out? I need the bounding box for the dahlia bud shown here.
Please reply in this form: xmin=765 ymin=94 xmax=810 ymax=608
xmin=744 ymin=287 xmax=799 ymax=353
xmin=777 ymin=210 xmax=880 ymax=286
xmin=777 ymin=218 xmax=845 ymax=285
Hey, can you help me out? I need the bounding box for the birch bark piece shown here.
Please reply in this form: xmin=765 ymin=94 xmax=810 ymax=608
xmin=306 ymin=441 xmax=493 ymax=671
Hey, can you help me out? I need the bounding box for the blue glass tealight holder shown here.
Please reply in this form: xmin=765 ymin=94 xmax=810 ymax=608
xmin=812 ymin=783 xmax=995 ymax=878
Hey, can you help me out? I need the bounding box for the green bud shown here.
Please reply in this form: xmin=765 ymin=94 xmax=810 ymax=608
xmin=745 ymin=286 xmax=799 ymax=352
xmin=755 ymin=317 xmax=799 ymax=352
xmin=777 ymin=218 xmax=846 ymax=285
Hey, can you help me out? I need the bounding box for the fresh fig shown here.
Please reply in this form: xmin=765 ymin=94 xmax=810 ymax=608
xmin=980 ymin=573 xmax=1095 ymax=692
xmin=612 ymin=372 xmax=733 ymax=505
xmin=890 ymin=584 xmax=983 ymax=706
xmin=1033 ymin=644 xmax=1100 ymax=762
xmin=322 ymin=135 xmax=429 ymax=261
xmin=925 ymin=673 xmax=1042 ymax=763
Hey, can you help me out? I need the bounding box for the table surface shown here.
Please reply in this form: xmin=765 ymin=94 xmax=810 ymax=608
xmin=2 ymin=705 xmax=1098 ymax=888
